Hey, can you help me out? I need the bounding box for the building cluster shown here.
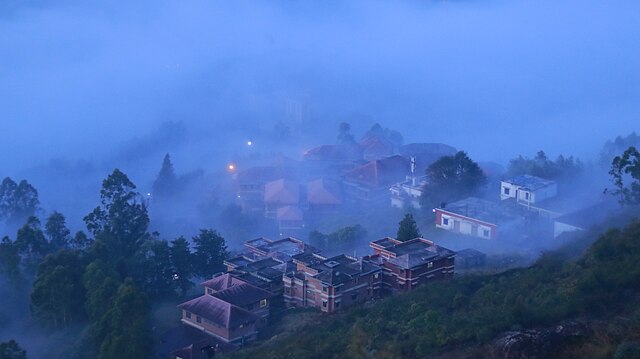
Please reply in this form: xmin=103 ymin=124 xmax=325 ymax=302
xmin=433 ymin=174 xmax=614 ymax=240
xmin=166 ymin=236 xmax=456 ymax=357
xmin=233 ymin=133 xmax=457 ymax=237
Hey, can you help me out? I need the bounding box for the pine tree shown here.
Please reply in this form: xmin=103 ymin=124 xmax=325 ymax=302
xmin=397 ymin=213 xmax=421 ymax=242
xmin=152 ymin=153 xmax=178 ymax=198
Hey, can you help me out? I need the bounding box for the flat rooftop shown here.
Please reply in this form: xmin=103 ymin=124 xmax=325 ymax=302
xmin=502 ymin=174 xmax=555 ymax=191
xmin=441 ymin=197 xmax=518 ymax=225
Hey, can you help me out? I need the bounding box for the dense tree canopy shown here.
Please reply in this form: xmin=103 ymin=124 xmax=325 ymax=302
xmin=609 ymin=146 xmax=640 ymax=205
xmin=84 ymin=169 xmax=149 ymax=257
xmin=420 ymin=151 xmax=486 ymax=210
xmin=193 ymin=229 xmax=227 ymax=278
xmin=0 ymin=340 xmax=27 ymax=359
xmin=507 ymin=150 xmax=582 ymax=180
xmin=309 ymin=224 xmax=367 ymax=252
xmin=0 ymin=178 xmax=39 ymax=226
xmin=337 ymin=122 xmax=356 ymax=144
xmin=45 ymin=211 xmax=71 ymax=251
xmin=30 ymin=250 xmax=86 ymax=328
xmin=397 ymin=213 xmax=421 ymax=242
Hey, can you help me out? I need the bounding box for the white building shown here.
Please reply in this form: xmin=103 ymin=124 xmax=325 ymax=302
xmin=390 ymin=175 xmax=428 ymax=209
xmin=500 ymin=175 xmax=557 ymax=205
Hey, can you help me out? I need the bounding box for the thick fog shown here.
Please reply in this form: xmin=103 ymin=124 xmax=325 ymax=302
xmin=1 ymin=0 xmax=639 ymax=234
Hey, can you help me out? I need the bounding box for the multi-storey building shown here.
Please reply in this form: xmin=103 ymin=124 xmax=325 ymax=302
xmin=283 ymin=253 xmax=383 ymax=313
xmin=366 ymin=237 xmax=455 ymax=293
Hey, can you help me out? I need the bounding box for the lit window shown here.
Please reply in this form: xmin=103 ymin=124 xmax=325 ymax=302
xmin=374 ymin=273 xmax=380 ymax=279
xmin=260 ymin=299 xmax=268 ymax=308
xmin=428 ymin=262 xmax=433 ymax=268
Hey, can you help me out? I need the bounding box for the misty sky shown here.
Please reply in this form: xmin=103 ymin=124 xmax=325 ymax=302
xmin=1 ymin=0 xmax=639 ymax=174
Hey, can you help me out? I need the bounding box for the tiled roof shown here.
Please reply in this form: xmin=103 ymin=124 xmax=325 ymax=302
xmin=343 ymin=155 xmax=410 ymax=188
xmin=304 ymin=144 xmax=363 ymax=161
xmin=201 ymin=273 xmax=247 ymax=292
xmin=307 ymin=179 xmax=342 ymax=205
xmin=212 ymin=283 xmax=272 ymax=307
xmin=276 ymin=205 xmax=304 ymax=221
xmin=264 ymin=179 xmax=299 ymax=204
xmin=178 ymin=295 xmax=260 ymax=328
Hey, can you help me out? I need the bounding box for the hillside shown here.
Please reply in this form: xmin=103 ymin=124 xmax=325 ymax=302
xmin=230 ymin=217 xmax=640 ymax=359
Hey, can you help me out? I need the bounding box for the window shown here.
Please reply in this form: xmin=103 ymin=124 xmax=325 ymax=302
xmin=525 ymin=192 xmax=530 ymax=200
xmin=322 ymin=301 xmax=327 ymax=308
xmin=322 ymin=286 xmax=328 ymax=292
xmin=206 ymin=288 xmax=213 ymax=295
xmin=483 ymin=229 xmax=490 ymax=237
xmin=442 ymin=217 xmax=449 ymax=225
xmin=504 ymin=187 xmax=510 ymax=195
xmin=196 ymin=316 xmax=202 ymax=324
xmin=374 ymin=273 xmax=380 ymax=279
xmin=185 ymin=311 xmax=192 ymax=319
xmin=427 ymin=262 xmax=433 ymax=268
xmin=260 ymin=299 xmax=268 ymax=308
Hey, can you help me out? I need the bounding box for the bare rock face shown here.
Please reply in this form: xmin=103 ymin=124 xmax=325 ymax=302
xmin=492 ymin=321 xmax=591 ymax=359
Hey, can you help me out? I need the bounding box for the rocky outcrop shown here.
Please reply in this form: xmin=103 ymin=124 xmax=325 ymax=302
xmin=491 ymin=321 xmax=591 ymax=359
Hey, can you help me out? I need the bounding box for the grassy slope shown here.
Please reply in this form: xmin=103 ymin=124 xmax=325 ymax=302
xmin=229 ymin=216 xmax=640 ymax=359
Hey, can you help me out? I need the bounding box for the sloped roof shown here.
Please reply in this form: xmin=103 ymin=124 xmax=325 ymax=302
xmin=304 ymin=144 xmax=363 ymax=161
xmin=212 ymin=283 xmax=272 ymax=307
xmin=276 ymin=205 xmax=304 ymax=221
xmin=264 ymin=179 xmax=299 ymax=204
xmin=360 ymin=135 xmax=395 ymax=157
xmin=307 ymin=179 xmax=341 ymax=205
xmin=178 ymin=295 xmax=260 ymax=328
xmin=400 ymin=143 xmax=457 ymax=157
xmin=343 ymin=155 xmax=410 ymax=188
xmin=201 ymin=273 xmax=247 ymax=292
xmin=236 ymin=166 xmax=287 ymax=186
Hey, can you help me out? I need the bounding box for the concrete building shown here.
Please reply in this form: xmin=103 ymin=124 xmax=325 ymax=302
xmin=283 ymin=253 xmax=383 ymax=313
xmin=366 ymin=237 xmax=455 ymax=293
xmin=435 ymin=197 xmax=520 ymax=239
xmin=500 ymin=174 xmax=557 ymax=204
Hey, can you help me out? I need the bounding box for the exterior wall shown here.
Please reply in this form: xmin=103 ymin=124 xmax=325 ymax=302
xmin=382 ymin=257 xmax=454 ymax=294
xmin=554 ymin=221 xmax=583 ymax=238
xmin=501 ymin=181 xmax=557 ymax=204
xmin=181 ymin=309 xmax=262 ymax=343
xmin=283 ymin=270 xmax=383 ymax=313
xmin=500 ymin=181 xmax=519 ymax=200
xmin=435 ymin=209 xmax=496 ymax=239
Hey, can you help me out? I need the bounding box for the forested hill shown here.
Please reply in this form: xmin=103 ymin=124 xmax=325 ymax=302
xmin=231 ymin=217 xmax=640 ymax=359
